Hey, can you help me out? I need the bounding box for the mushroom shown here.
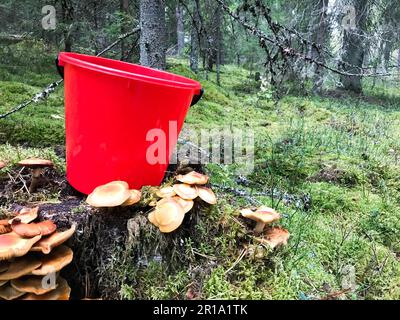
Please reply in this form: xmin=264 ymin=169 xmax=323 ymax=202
xmin=8 ymin=206 xmax=39 ymax=225
xmin=196 ymin=186 xmax=217 ymax=205
xmin=11 ymin=219 xmax=57 ymax=238
xmin=176 ymin=171 xmax=209 ymax=185
xmin=30 ymin=224 xmax=76 ymax=254
xmin=0 ymin=232 xmax=41 ymax=260
xmin=20 ymin=276 xmax=70 ymax=300
xmin=0 ymin=161 xmax=6 ymax=170
xmin=172 ymin=196 xmax=194 ymax=214
xmin=156 ymin=186 xmax=176 ymax=198
xmin=0 ymin=260 xmax=9 ymax=273
xmin=148 ymin=199 xmax=185 ymax=233
xmin=148 ymin=210 xmax=159 ymax=227
xmin=254 ymin=227 xmax=290 ymax=249
xmin=0 ymin=280 xmax=7 ymax=287
xmin=30 ymin=245 xmax=73 ymax=276
xmin=173 ymin=183 xmax=198 ymax=200
xmin=121 ymin=189 xmax=142 ymax=206
xmin=11 ymin=275 xmax=58 ymax=295
xmin=86 ymin=181 xmax=131 ymax=207
xmin=0 ymin=283 xmax=25 ymax=300
xmin=240 ymin=206 xmax=280 ymax=234
xmin=0 ymin=256 xmax=42 ymax=281
xmin=0 ymin=219 xmax=11 ymax=235
xmin=17 ymin=158 xmax=54 ymax=193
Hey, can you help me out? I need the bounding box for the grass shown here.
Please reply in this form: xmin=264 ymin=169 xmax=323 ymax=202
xmin=1 ymin=43 xmax=400 ymax=300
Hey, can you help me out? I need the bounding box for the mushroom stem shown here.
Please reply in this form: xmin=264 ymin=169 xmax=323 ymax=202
xmin=254 ymin=221 xmax=266 ymax=234
xmin=29 ymin=168 xmax=43 ymax=193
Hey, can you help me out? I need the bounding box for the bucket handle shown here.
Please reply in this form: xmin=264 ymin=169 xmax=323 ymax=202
xmin=55 ymin=57 xmax=64 ymax=79
xmin=56 ymin=55 xmax=204 ymax=106
xmin=190 ymin=88 xmax=204 ymax=106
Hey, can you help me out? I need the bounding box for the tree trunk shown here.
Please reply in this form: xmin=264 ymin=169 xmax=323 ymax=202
xmin=190 ymin=1 xmax=200 ymax=73
xmin=176 ymin=3 xmax=185 ymax=56
xmin=120 ymin=0 xmax=129 ymax=61
xmin=311 ymin=0 xmax=329 ymax=93
xmin=383 ymin=39 xmax=393 ymax=71
xmin=139 ymin=0 xmax=166 ymax=70
xmin=60 ymin=0 xmax=74 ymax=52
xmin=215 ymin=3 xmax=222 ymax=86
xmin=397 ymin=49 xmax=400 ymax=73
xmin=338 ymin=0 xmax=370 ymax=94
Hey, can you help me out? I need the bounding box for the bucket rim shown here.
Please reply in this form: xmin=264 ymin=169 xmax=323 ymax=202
xmin=58 ymin=52 xmax=202 ymax=91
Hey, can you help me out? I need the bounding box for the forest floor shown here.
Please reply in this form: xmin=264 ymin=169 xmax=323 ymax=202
xmin=1 ymin=42 xmax=400 ymax=300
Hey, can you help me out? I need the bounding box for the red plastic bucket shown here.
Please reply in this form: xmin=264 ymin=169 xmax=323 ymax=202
xmin=57 ymin=52 xmax=203 ymax=195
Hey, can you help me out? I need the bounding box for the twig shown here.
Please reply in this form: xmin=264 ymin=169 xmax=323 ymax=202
xmin=224 ymin=247 xmax=248 ymax=275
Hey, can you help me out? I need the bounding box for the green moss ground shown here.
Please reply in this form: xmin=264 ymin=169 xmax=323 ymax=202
xmin=1 ymin=43 xmax=400 ymax=299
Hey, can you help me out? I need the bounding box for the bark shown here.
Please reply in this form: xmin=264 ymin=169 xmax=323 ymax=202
xmin=383 ymin=39 xmax=393 ymax=71
xmin=215 ymin=3 xmax=222 ymax=86
xmin=190 ymin=0 xmax=200 ymax=73
xmin=60 ymin=0 xmax=74 ymax=52
xmin=120 ymin=0 xmax=129 ymax=61
xmin=176 ymin=3 xmax=185 ymax=56
xmin=339 ymin=0 xmax=370 ymax=94
xmin=139 ymin=0 xmax=166 ymax=70
xmin=398 ymin=49 xmax=400 ymax=73
xmin=311 ymin=0 xmax=329 ymax=93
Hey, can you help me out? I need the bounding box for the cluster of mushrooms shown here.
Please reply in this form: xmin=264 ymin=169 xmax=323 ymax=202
xmin=148 ymin=171 xmax=217 ymax=233
xmin=240 ymin=206 xmax=290 ymax=249
xmin=85 ymin=171 xmax=217 ymax=234
xmin=0 ymin=158 xmax=54 ymax=193
xmin=0 ymin=207 xmax=75 ymax=300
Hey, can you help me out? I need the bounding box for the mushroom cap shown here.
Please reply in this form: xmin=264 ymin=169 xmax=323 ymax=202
xmin=148 ymin=200 xmax=157 ymax=207
xmin=11 ymin=275 xmax=58 ymax=295
xmin=20 ymin=276 xmax=70 ymax=300
xmin=196 ymin=187 xmax=217 ymax=205
xmin=176 ymin=171 xmax=209 ymax=185
xmin=172 ymin=196 xmax=194 ymax=214
xmin=154 ymin=199 xmax=182 ymax=226
xmin=9 ymin=207 xmax=39 ymax=225
xmin=121 ymin=189 xmax=142 ymax=206
xmin=0 ymin=283 xmax=25 ymax=300
xmin=173 ymin=183 xmax=198 ymax=200
xmin=148 ymin=210 xmax=159 ymax=227
xmin=0 ymin=219 xmax=11 ymax=235
xmin=30 ymin=245 xmax=73 ymax=276
xmin=17 ymin=158 xmax=54 ymax=169
xmin=151 ymin=199 xmax=185 ymax=233
xmin=0 ymin=232 xmax=41 ymax=261
xmin=30 ymin=224 xmax=76 ymax=254
xmin=0 ymin=255 xmax=42 ymax=280
xmin=255 ymin=227 xmax=290 ymax=249
xmin=0 ymin=161 xmax=6 ymax=170
xmin=156 ymin=186 xmax=176 ymax=198
xmin=11 ymin=219 xmax=57 ymax=238
xmin=240 ymin=206 xmax=280 ymax=225
xmin=86 ymin=181 xmax=131 ymax=207
xmin=239 ymin=208 xmax=254 ymax=216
